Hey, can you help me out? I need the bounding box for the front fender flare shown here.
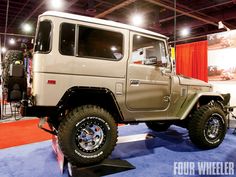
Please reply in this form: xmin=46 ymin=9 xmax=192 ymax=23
xmin=179 ymin=92 xmax=224 ymax=120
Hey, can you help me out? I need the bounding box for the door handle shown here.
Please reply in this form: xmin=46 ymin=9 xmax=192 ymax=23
xmin=163 ymin=96 xmax=170 ymax=102
xmin=130 ymin=80 xmax=140 ymax=85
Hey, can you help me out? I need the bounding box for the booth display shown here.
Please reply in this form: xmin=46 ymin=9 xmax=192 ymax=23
xmin=1 ymin=50 xmax=27 ymax=119
xmin=208 ymin=30 xmax=236 ymax=82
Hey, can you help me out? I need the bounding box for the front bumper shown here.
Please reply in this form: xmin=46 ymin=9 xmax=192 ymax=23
xmin=221 ymin=93 xmax=230 ymax=106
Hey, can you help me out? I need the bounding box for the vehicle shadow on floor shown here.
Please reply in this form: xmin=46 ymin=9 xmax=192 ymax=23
xmin=111 ymin=125 xmax=201 ymax=159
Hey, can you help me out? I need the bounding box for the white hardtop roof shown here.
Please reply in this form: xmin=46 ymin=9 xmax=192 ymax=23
xmin=41 ymin=11 xmax=167 ymax=39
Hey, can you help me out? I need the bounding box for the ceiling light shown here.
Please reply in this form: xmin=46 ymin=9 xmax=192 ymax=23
xmin=1 ymin=47 xmax=7 ymax=54
xmin=9 ymin=38 xmax=16 ymax=45
xmin=50 ymin=0 xmax=64 ymax=10
xmin=111 ymin=46 xmax=117 ymax=51
xmin=131 ymin=14 xmax=144 ymax=26
xmin=180 ymin=28 xmax=190 ymax=37
xmin=22 ymin=23 xmax=32 ymax=33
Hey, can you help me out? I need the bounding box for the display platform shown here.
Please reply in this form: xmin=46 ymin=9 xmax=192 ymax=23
xmin=0 ymin=124 xmax=236 ymax=177
xmin=68 ymin=159 xmax=135 ymax=177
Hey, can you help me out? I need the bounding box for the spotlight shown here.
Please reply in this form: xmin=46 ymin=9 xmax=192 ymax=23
xmin=9 ymin=38 xmax=16 ymax=45
xmin=1 ymin=47 xmax=7 ymax=53
xmin=180 ymin=28 xmax=190 ymax=37
xmin=218 ymin=21 xmax=230 ymax=31
xmin=50 ymin=0 xmax=64 ymax=10
xmin=22 ymin=23 xmax=32 ymax=33
xmin=131 ymin=14 xmax=144 ymax=26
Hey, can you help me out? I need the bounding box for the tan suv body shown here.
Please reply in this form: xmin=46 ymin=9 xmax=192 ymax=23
xmin=21 ymin=11 xmax=230 ymax=166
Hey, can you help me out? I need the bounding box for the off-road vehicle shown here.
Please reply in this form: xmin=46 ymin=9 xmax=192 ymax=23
xmin=21 ymin=11 xmax=230 ymax=166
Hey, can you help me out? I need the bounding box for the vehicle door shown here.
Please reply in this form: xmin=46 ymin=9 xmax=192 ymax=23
xmin=126 ymin=32 xmax=171 ymax=111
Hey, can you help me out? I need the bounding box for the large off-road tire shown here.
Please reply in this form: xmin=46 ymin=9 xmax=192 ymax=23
xmin=58 ymin=105 xmax=118 ymax=166
xmin=188 ymin=105 xmax=226 ymax=149
xmin=146 ymin=122 xmax=171 ymax=132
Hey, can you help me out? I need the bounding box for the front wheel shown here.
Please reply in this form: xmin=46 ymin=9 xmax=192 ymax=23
xmin=188 ymin=105 xmax=226 ymax=149
xmin=58 ymin=105 xmax=118 ymax=166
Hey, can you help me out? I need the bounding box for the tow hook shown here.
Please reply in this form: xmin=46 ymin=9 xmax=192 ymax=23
xmin=38 ymin=117 xmax=57 ymax=135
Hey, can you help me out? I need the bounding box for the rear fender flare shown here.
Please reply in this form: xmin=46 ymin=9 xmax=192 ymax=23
xmin=56 ymin=86 xmax=124 ymax=122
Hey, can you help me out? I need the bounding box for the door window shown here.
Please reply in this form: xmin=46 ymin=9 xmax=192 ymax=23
xmin=131 ymin=35 xmax=168 ymax=67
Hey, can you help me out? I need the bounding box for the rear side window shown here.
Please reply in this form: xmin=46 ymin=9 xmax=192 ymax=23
xmin=78 ymin=26 xmax=123 ymax=60
xmin=60 ymin=23 xmax=76 ymax=56
xmin=35 ymin=21 xmax=51 ymax=52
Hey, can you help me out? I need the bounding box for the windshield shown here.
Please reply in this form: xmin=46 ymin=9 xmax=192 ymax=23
xmin=34 ymin=21 xmax=51 ymax=52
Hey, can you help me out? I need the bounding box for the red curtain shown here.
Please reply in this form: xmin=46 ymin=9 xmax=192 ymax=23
xmin=176 ymin=41 xmax=208 ymax=82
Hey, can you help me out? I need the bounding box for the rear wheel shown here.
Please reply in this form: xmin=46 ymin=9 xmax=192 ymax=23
xmin=58 ymin=105 xmax=118 ymax=166
xmin=146 ymin=122 xmax=171 ymax=132
xmin=188 ymin=105 xmax=226 ymax=149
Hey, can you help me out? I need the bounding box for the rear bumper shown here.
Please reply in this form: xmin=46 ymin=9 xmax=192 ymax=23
xmin=20 ymin=105 xmax=57 ymax=117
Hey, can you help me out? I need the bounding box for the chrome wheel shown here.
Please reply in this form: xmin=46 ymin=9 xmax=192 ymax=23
xmin=204 ymin=113 xmax=222 ymax=140
xmin=58 ymin=105 xmax=117 ymax=165
xmin=75 ymin=117 xmax=106 ymax=153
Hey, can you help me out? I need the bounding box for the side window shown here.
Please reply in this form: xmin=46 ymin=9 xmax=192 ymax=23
xmin=35 ymin=21 xmax=52 ymax=52
xmin=78 ymin=26 xmax=123 ymax=60
xmin=60 ymin=23 xmax=75 ymax=56
xmin=131 ymin=35 xmax=168 ymax=67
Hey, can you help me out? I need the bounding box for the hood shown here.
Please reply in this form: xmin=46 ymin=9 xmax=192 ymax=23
xmin=178 ymin=75 xmax=212 ymax=87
